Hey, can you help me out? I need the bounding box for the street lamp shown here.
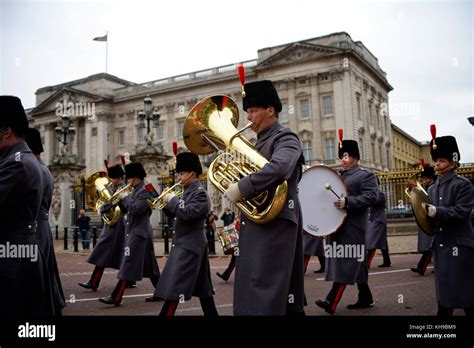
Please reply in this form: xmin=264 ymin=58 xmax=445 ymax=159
xmin=55 ymin=114 xmax=76 ymax=145
xmin=137 ymin=95 xmax=161 ymax=150
xmin=52 ymin=113 xmax=77 ymax=165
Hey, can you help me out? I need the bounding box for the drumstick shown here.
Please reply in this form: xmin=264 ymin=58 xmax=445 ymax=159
xmin=324 ymin=183 xmax=340 ymax=199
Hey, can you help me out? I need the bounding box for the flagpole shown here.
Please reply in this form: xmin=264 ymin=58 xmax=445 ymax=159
xmin=105 ymin=31 xmax=108 ymax=74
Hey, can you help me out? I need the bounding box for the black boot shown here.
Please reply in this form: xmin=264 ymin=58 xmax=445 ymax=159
xmin=347 ymin=283 xmax=374 ymax=309
xmin=379 ymin=248 xmax=391 ymax=267
xmin=79 ymin=266 xmax=104 ymax=290
xmin=313 ymin=256 xmax=325 ymax=273
xmin=316 ymin=282 xmax=346 ymax=315
xmin=159 ymin=299 xmax=179 ymax=317
xmin=200 ymin=296 xmax=219 ymax=316
xmin=78 ymin=281 xmax=96 ymax=290
xmin=216 ymin=272 xmax=228 ymax=281
xmin=99 ymin=280 xmax=126 ymax=306
xmin=126 ymin=281 xmax=137 ymax=289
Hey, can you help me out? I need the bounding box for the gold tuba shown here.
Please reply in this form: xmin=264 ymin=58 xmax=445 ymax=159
xmin=183 ymin=95 xmax=288 ymax=224
xmin=95 ymin=177 xmax=133 ymax=226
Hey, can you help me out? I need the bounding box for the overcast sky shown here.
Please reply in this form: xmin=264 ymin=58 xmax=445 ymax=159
xmin=1 ymin=0 xmax=472 ymax=162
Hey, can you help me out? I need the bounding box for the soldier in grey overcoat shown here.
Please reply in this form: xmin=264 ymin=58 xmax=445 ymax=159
xmin=366 ymin=178 xmax=391 ymax=268
xmin=411 ymin=165 xmax=436 ymax=275
xmin=99 ymin=162 xmax=160 ymax=306
xmin=150 ymin=152 xmax=217 ymax=316
xmin=424 ymin=131 xmax=474 ymax=317
xmin=315 ymin=137 xmax=378 ymax=315
xmin=0 ymin=96 xmax=54 ymax=318
xmin=79 ymin=161 xmax=127 ymax=291
xmin=303 ymin=235 xmax=325 ymax=273
xmin=25 ymin=128 xmax=66 ymax=315
xmin=224 ymin=80 xmax=306 ymax=316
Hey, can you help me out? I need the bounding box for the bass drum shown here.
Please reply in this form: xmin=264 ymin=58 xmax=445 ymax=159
xmin=299 ymin=165 xmax=347 ymax=237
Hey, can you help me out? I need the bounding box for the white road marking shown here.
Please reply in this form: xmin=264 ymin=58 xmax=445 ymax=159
xmin=314 ymin=266 xmax=433 ymax=280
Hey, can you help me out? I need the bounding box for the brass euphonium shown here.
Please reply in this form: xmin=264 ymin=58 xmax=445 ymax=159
xmin=183 ymin=95 xmax=288 ymax=224
xmin=95 ymin=177 xmax=133 ymax=225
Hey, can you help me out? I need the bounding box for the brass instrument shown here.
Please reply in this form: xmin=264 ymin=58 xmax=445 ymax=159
xmin=95 ymin=177 xmax=133 ymax=225
xmin=83 ymin=171 xmax=108 ymax=211
xmin=146 ymin=182 xmax=184 ymax=210
xmin=404 ymin=175 xmax=434 ymax=235
xmin=183 ymin=95 xmax=288 ymax=224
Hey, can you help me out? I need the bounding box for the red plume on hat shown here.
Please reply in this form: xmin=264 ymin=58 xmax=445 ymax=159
xmin=338 ymin=129 xmax=343 ymax=149
xmin=172 ymin=141 xmax=178 ymax=156
xmin=237 ymin=64 xmax=246 ymax=97
xmin=430 ymin=124 xmax=437 ymax=150
xmin=419 ymin=158 xmax=425 ymax=170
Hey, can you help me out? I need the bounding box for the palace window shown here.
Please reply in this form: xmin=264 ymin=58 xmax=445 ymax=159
xmin=325 ymin=138 xmax=336 ymax=160
xmin=302 ymin=140 xmax=312 ymax=161
xmin=322 ymin=95 xmax=333 ymax=116
xmin=300 ymin=99 xmax=310 ymax=119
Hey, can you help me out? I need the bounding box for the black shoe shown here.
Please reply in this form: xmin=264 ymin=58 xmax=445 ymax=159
xmin=145 ymin=296 xmax=163 ymax=302
xmin=378 ymin=263 xmax=391 ymax=268
xmin=346 ymin=301 xmax=374 ymax=309
xmin=216 ymin=272 xmax=229 ymax=281
xmin=78 ymin=282 xmax=97 ymax=291
xmin=99 ymin=296 xmax=122 ymax=306
xmin=313 ymin=268 xmax=325 ymax=273
xmin=127 ymin=281 xmax=137 ymax=289
xmin=315 ymin=299 xmax=335 ymax=315
xmin=410 ymin=267 xmax=424 ymax=275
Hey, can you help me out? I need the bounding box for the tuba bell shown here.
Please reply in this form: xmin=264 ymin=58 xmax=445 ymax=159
xmin=83 ymin=171 xmax=108 ymax=211
xmin=183 ymin=95 xmax=287 ymax=224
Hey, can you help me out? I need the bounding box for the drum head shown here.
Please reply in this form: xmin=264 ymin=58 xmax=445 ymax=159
xmin=299 ymin=165 xmax=347 ymax=237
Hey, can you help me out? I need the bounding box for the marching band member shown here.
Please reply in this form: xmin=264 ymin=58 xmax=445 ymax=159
xmin=411 ymin=163 xmax=436 ymax=275
xmin=316 ymin=133 xmax=378 ymax=315
xmin=0 ymin=96 xmax=54 ymax=317
xmin=79 ymin=160 xmax=129 ymax=291
xmin=303 ymin=235 xmax=325 ymax=274
xmin=424 ymin=126 xmax=474 ymax=317
xmin=149 ymin=152 xmax=218 ymax=317
xmin=25 ymin=128 xmax=66 ymax=315
xmin=224 ymin=78 xmax=306 ymax=316
xmin=366 ymin=177 xmax=391 ymax=268
xmin=99 ymin=162 xmax=160 ymax=306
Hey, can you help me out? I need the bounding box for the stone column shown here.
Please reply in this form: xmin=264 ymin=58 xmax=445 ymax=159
xmin=287 ymin=78 xmax=297 ymax=131
xmin=310 ymin=75 xmax=322 ymax=161
xmin=84 ymin=120 xmax=92 ymax=171
xmin=49 ymin=164 xmax=85 ymax=236
xmin=96 ymin=115 xmax=109 ymax=170
xmin=42 ymin=123 xmax=53 ymax=165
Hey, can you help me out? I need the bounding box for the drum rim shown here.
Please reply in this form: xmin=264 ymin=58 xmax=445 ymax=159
xmin=300 ymin=163 xmax=348 ymax=237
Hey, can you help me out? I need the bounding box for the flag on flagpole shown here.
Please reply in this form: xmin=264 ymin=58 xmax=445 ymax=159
xmin=93 ymin=32 xmax=109 ymax=73
xmin=93 ymin=34 xmax=108 ymax=42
